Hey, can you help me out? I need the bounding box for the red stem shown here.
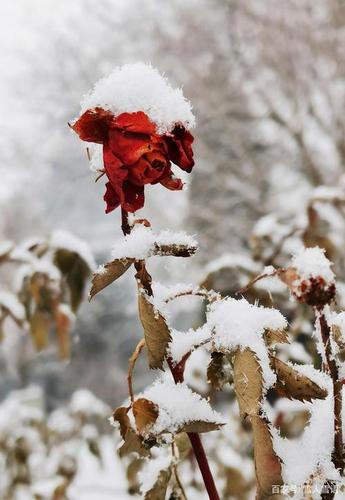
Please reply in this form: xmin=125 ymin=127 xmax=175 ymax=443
xmin=168 ymin=357 xmax=220 ymax=500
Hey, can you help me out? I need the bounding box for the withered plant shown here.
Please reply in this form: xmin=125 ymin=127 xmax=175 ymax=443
xmin=70 ymin=63 xmax=345 ymax=499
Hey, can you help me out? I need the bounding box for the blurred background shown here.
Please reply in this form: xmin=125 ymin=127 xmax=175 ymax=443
xmin=1 ymin=1 xmax=345 ymax=498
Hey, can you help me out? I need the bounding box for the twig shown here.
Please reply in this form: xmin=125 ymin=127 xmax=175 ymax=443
xmin=127 ymin=338 xmax=146 ymax=403
xmin=171 ymin=441 xmax=187 ymax=499
xmin=164 ymin=289 xmax=220 ymax=304
xmin=236 ymin=269 xmax=279 ymax=295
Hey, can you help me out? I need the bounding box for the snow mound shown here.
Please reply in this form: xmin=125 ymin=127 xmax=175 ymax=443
xmin=111 ymin=224 xmax=197 ymax=260
xmin=291 ymin=246 xmax=334 ymax=283
xmin=80 ymin=62 xmax=195 ymax=134
xmin=140 ymin=377 xmax=225 ymax=435
xmin=207 ymin=297 xmax=287 ymax=389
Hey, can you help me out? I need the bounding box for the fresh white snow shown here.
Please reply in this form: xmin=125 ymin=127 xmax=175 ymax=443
xmin=207 ymin=297 xmax=287 ymax=389
xmin=80 ymin=62 xmax=195 ymax=134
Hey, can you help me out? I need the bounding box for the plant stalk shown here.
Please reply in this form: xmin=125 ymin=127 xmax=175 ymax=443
xmin=317 ymin=309 xmax=344 ymax=474
xmin=120 ymin=208 xmax=220 ymax=500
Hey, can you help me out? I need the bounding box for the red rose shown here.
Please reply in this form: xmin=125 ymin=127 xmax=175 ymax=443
xmin=72 ymin=108 xmax=194 ymax=213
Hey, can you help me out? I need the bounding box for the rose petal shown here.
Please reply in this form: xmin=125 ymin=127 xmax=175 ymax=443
xmin=71 ymin=108 xmax=113 ymax=143
xmin=104 ymin=182 xmax=121 ymax=214
xmin=165 ymin=126 xmax=194 ymax=172
xmin=129 ymin=151 xmax=168 ymax=186
xmin=121 ymin=181 xmax=145 ymax=212
xmin=112 ymin=112 xmax=156 ymax=135
xmin=103 ymin=144 xmax=128 ymax=187
xmin=108 ymin=129 xmax=154 ymax=165
xmin=160 ymin=174 xmax=183 ymax=191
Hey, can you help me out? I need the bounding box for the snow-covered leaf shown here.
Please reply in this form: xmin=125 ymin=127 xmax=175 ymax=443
xmin=264 ymin=328 xmax=290 ymax=346
xmin=89 ymin=259 xmax=134 ymax=300
xmin=144 ymin=466 xmax=171 ymax=500
xmin=270 ymin=356 xmax=328 ymax=401
xmin=133 ymin=398 xmax=159 ymax=434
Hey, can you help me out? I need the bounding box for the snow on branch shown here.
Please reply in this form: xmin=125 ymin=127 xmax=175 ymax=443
xmin=111 ymin=224 xmax=198 ymax=260
xmin=207 ymin=297 xmax=288 ymax=390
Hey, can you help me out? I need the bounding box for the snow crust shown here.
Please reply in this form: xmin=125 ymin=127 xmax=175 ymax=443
xmin=139 ymin=376 xmax=224 ymax=435
xmin=207 ymin=297 xmax=287 ymax=389
xmin=111 ymin=224 xmax=197 ymax=260
xmin=80 ymin=63 xmax=195 ymax=134
xmin=291 ymin=246 xmax=334 ymax=283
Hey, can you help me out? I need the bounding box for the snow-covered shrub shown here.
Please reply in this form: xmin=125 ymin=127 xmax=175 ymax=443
xmin=70 ymin=63 xmax=345 ymax=499
xmin=0 ymin=230 xmax=94 ymax=360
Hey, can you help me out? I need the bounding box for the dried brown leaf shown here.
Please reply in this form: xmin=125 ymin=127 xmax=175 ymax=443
xmin=264 ymin=329 xmax=289 ymax=346
xmin=174 ymin=433 xmax=191 ymax=460
xmin=30 ymin=309 xmax=51 ymax=351
xmin=270 ymin=356 xmax=328 ymax=401
xmin=179 ymin=420 xmax=223 ymax=433
xmin=54 ymin=249 xmax=91 ymax=311
xmin=207 ymin=351 xmax=233 ymax=390
xmin=89 ymin=258 xmax=133 ymax=300
xmin=127 ymin=457 xmax=145 ymax=495
xmin=118 ymin=429 xmax=150 ymax=458
xmin=232 ymin=348 xmax=263 ymax=417
xmin=223 ymin=466 xmax=252 ymax=499
xmin=251 ymin=415 xmax=283 ymax=499
xmin=138 ymin=292 xmax=171 ymax=369
xmin=55 ymin=306 xmax=71 ymax=360
xmin=133 ymin=398 xmax=159 ymax=434
xmin=113 ymin=406 xmax=131 ymax=440
xmin=144 ymin=466 xmax=172 ymax=500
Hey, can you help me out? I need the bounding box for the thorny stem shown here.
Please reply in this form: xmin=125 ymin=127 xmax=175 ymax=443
xmin=317 ymin=309 xmax=344 ymax=475
xmin=120 ymin=209 xmax=220 ymax=500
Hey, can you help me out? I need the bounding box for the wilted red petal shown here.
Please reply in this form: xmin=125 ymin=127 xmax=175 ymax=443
xmin=104 ymin=182 xmax=121 ymax=213
xmin=129 ymin=151 xmax=168 ymax=186
xmin=165 ymin=126 xmax=194 ymax=172
xmin=121 ymin=181 xmax=145 ymax=212
xmin=112 ymin=112 xmax=156 ymax=134
xmin=108 ymin=128 xmax=153 ymax=165
xmin=103 ymin=144 xmax=128 ymax=187
xmin=71 ymin=108 xmax=114 ymax=143
xmin=160 ymin=174 xmax=183 ymax=191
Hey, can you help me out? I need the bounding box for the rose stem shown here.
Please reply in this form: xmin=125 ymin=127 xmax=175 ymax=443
xmin=317 ymin=308 xmax=344 ymax=474
xmin=120 ymin=208 xmax=220 ymax=500
xmin=167 ymin=356 xmax=220 ymax=500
